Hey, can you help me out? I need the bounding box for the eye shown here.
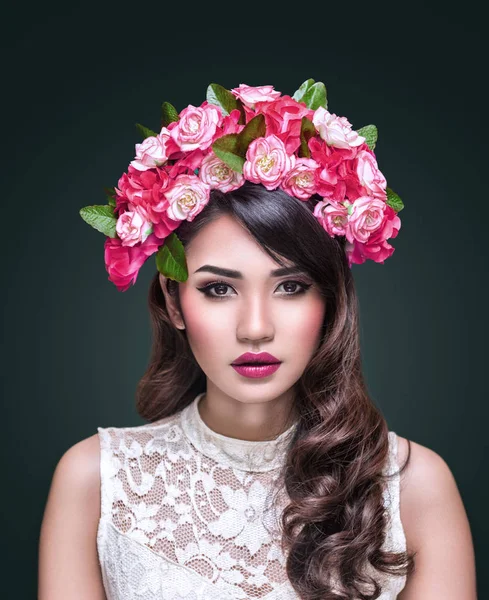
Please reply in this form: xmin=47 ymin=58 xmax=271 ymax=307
xmin=196 ymin=279 xmax=312 ymax=300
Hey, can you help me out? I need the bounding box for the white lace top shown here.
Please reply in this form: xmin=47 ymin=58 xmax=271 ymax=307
xmin=96 ymin=392 xmax=407 ymax=599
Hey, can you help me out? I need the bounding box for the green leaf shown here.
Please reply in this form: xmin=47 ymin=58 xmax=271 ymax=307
xmin=292 ymin=79 xmax=327 ymax=110
xmin=155 ymin=232 xmax=188 ymax=282
xmin=298 ymin=117 xmax=316 ymax=158
xmin=104 ymin=187 xmax=117 ymax=207
xmin=385 ymin=187 xmax=404 ymax=213
xmin=79 ymin=205 xmax=117 ymax=237
xmin=292 ymin=79 xmax=315 ymax=102
xmin=236 ymin=113 xmax=266 ymax=156
xmin=206 ymin=83 xmax=241 ymax=116
xmin=356 ymin=124 xmax=378 ymax=151
xmin=136 ymin=123 xmax=158 ymax=139
xmin=211 ymin=134 xmax=246 ymax=173
xmin=161 ymin=102 xmax=179 ymax=127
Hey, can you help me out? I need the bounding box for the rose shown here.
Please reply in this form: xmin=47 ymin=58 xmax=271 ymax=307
xmin=243 ymin=135 xmax=295 ymax=190
xmin=165 ymin=174 xmax=211 ymax=222
xmin=256 ymin=95 xmax=315 ymax=154
xmin=354 ymin=149 xmax=387 ymax=199
xmin=130 ymin=129 xmax=174 ymax=172
xmin=346 ymin=196 xmax=388 ymax=244
xmin=312 ymin=107 xmax=365 ymax=149
xmin=230 ymin=84 xmax=281 ymax=109
xmin=281 ymin=157 xmax=319 ymax=200
xmin=170 ymin=103 xmax=222 ymax=152
xmin=309 ymin=137 xmax=363 ymax=201
xmin=346 ymin=204 xmax=401 ymax=265
xmin=104 ymin=232 xmax=162 ymax=292
xmin=199 ymin=152 xmax=245 ymax=193
xmin=116 ymin=204 xmax=153 ymax=247
xmin=116 ymin=165 xmax=169 ymax=223
xmin=313 ymin=199 xmax=349 ymax=237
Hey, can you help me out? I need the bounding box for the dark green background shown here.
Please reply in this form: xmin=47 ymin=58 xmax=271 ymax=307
xmin=3 ymin=2 xmax=487 ymax=597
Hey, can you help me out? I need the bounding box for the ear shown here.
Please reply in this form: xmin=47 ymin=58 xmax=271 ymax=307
xmin=159 ymin=273 xmax=186 ymax=330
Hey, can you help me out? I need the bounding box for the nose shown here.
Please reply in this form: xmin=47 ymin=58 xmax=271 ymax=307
xmin=236 ymin=293 xmax=274 ymax=343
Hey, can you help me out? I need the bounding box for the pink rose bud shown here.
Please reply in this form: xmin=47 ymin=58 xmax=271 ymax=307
xmin=243 ymin=135 xmax=295 ymax=190
xmin=312 ymin=107 xmax=365 ymax=150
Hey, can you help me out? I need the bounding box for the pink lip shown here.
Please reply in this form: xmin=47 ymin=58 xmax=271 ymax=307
xmin=231 ymin=363 xmax=281 ymax=379
xmin=231 ymin=351 xmax=281 ymax=365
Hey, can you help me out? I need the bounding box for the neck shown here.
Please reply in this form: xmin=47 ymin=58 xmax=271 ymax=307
xmin=197 ymin=385 xmax=298 ymax=442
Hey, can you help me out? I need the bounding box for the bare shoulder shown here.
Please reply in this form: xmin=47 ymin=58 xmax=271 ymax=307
xmin=39 ymin=432 xmax=106 ymax=599
xmin=394 ymin=434 xmax=477 ymax=599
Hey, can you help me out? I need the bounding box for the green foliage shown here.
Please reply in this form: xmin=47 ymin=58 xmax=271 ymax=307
xmin=155 ymin=232 xmax=188 ymax=282
xmin=79 ymin=205 xmax=117 ymax=237
xmin=356 ymin=124 xmax=378 ymax=151
xmin=386 ymin=187 xmax=404 ymax=212
xmin=292 ymin=79 xmax=328 ymax=110
xmin=136 ymin=123 xmax=158 ymax=139
xmin=161 ymin=102 xmax=179 ymax=127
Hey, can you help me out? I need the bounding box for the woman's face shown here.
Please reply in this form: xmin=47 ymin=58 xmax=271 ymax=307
xmin=167 ymin=213 xmax=326 ymax=406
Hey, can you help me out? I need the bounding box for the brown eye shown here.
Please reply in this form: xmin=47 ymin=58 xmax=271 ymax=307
xmin=197 ymin=279 xmax=312 ymax=300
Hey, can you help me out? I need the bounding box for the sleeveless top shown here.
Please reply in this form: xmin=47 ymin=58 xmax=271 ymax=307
xmin=96 ymin=392 xmax=407 ymax=599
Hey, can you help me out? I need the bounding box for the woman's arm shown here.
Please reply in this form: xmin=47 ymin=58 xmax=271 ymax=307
xmin=397 ymin=436 xmax=477 ymax=599
xmin=38 ymin=433 xmax=107 ymax=600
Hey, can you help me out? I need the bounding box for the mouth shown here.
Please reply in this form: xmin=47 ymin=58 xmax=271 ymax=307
xmin=231 ymin=362 xmax=281 ymax=366
xmin=231 ymin=362 xmax=282 ymax=379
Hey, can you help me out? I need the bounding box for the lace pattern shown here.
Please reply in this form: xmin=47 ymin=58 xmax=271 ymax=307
xmin=96 ymin=392 xmax=407 ymax=599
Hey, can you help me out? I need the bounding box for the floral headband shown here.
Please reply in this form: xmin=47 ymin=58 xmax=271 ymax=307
xmin=80 ymin=79 xmax=404 ymax=292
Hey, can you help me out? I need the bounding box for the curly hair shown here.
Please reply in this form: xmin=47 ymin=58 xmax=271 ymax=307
xmin=136 ymin=180 xmax=416 ymax=599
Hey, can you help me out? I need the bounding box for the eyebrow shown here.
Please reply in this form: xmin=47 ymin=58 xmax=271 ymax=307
xmin=193 ymin=264 xmax=306 ymax=279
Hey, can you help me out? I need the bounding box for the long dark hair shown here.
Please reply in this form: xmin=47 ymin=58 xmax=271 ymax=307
xmin=136 ymin=181 xmax=416 ymax=598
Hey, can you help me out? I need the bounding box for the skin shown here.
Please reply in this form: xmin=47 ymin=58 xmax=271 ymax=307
xmin=160 ymin=212 xmax=327 ymax=442
xmin=38 ymin=213 xmax=477 ymax=598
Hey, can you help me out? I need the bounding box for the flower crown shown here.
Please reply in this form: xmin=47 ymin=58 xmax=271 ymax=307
xmin=80 ymin=79 xmax=404 ymax=292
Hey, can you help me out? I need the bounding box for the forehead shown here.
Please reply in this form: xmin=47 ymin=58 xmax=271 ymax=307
xmin=186 ymin=214 xmax=292 ymax=271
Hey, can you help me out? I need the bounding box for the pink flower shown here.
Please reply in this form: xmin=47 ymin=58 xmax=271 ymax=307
xmin=355 ymin=149 xmax=387 ymax=199
xmin=116 ymin=204 xmax=153 ymax=246
xmin=230 ymin=84 xmax=281 ymax=109
xmin=346 ymin=196 xmax=388 ymax=244
xmin=281 ymin=157 xmax=319 ymax=200
xmin=199 ymin=152 xmax=245 ymax=192
xmin=309 ymin=138 xmax=364 ymax=202
xmin=312 ymin=107 xmax=365 ymax=149
xmin=165 ymin=174 xmax=211 ymax=222
xmin=130 ymin=129 xmax=174 ymax=171
xmin=313 ymin=199 xmax=349 ymax=236
xmin=256 ymin=95 xmax=315 ymax=155
xmin=243 ymin=135 xmax=295 ymax=190
xmin=170 ymin=103 xmax=222 ymax=152
xmin=116 ymin=166 xmax=170 ymax=221
xmin=104 ymin=232 xmax=162 ymax=292
xmin=346 ymin=205 xmax=401 ymax=265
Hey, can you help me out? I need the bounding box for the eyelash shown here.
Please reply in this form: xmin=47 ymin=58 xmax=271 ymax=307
xmin=196 ymin=279 xmax=313 ymax=300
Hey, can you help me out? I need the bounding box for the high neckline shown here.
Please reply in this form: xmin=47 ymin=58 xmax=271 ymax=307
xmin=179 ymin=392 xmax=299 ymax=472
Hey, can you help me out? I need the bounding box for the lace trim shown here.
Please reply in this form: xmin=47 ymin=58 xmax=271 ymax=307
xmin=179 ymin=392 xmax=299 ymax=473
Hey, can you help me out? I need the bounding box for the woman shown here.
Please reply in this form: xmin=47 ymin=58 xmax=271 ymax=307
xmin=39 ymin=81 xmax=477 ymax=599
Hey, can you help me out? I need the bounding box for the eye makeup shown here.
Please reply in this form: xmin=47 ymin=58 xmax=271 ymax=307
xmin=196 ymin=279 xmax=313 ymax=300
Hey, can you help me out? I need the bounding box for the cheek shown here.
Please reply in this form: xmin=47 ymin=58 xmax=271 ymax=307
xmin=281 ymin=298 xmax=326 ymax=351
xmin=180 ymin=296 xmax=231 ymax=358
